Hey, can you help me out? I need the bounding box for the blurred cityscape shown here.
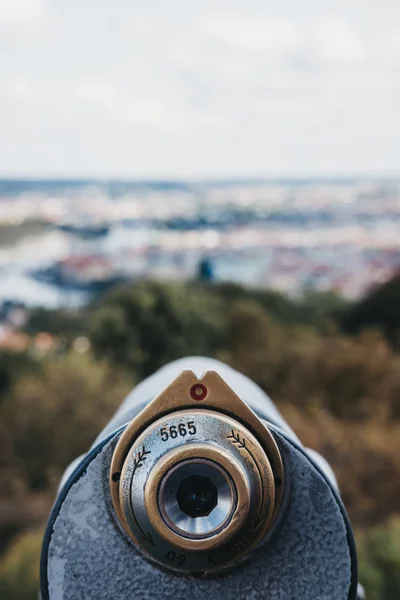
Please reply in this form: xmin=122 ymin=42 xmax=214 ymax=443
xmin=0 ymin=178 xmax=399 ymax=311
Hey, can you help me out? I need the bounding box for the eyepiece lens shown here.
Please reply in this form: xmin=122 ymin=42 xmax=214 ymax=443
xmin=177 ymin=475 xmax=218 ymax=518
xmin=158 ymin=458 xmax=236 ymax=538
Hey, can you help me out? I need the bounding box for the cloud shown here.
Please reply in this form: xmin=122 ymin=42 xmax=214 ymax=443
xmin=0 ymin=0 xmax=45 ymax=22
xmin=70 ymin=80 xmax=223 ymax=132
xmin=72 ymin=80 xmax=185 ymax=132
xmin=168 ymin=13 xmax=371 ymax=113
xmin=8 ymin=79 xmax=39 ymax=98
xmin=0 ymin=0 xmax=47 ymax=37
xmin=174 ymin=13 xmax=397 ymax=116
xmin=198 ymin=14 xmax=366 ymax=67
xmin=201 ymin=15 xmax=302 ymax=57
xmin=0 ymin=4 xmax=399 ymax=176
xmin=308 ymin=16 xmax=366 ymax=64
xmin=383 ymin=31 xmax=400 ymax=63
xmin=1 ymin=76 xmax=223 ymax=140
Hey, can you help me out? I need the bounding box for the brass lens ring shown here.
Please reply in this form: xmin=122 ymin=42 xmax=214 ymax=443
xmin=158 ymin=458 xmax=235 ymax=539
xmin=145 ymin=443 xmax=250 ymax=551
xmin=114 ymin=407 xmax=279 ymax=572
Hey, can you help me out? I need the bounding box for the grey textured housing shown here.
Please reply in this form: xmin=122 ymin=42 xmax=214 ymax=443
xmin=41 ymin=357 xmax=357 ymax=599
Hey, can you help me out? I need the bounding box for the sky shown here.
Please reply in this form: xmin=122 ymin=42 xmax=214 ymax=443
xmin=0 ymin=0 xmax=399 ymax=178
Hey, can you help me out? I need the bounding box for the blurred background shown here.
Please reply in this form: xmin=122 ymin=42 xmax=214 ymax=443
xmin=0 ymin=1 xmax=400 ymax=598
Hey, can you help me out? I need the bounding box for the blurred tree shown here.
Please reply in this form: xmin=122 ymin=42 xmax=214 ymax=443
xmin=357 ymin=516 xmax=400 ymax=599
xmin=299 ymin=289 xmax=348 ymax=328
xmin=0 ymin=351 xmax=38 ymax=404
xmin=220 ymin=300 xmax=400 ymax=422
xmin=217 ymin=300 xmax=289 ymax=394
xmin=0 ymin=353 xmax=131 ymax=493
xmin=219 ymin=299 xmax=400 ymax=525
xmin=24 ymin=307 xmax=85 ymax=340
xmin=89 ymin=282 xmax=227 ymax=378
xmin=210 ymin=282 xmax=348 ymax=328
xmin=0 ymin=527 xmax=42 ymax=600
xmin=342 ymin=274 xmax=400 ymax=349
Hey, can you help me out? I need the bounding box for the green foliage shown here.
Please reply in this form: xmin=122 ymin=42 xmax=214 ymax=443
xmin=0 ymin=528 xmax=42 ymax=600
xmin=343 ymin=274 xmax=400 ymax=349
xmin=197 ymin=281 xmax=348 ymax=328
xmin=0 ymin=350 xmax=38 ymax=402
xmin=89 ymin=281 xmax=227 ymax=378
xmin=357 ymin=516 xmax=400 ymax=600
xmin=298 ymin=289 xmax=349 ymax=328
xmin=0 ymin=352 xmax=131 ymax=492
xmin=220 ymin=301 xmax=400 ymax=422
xmin=24 ymin=307 xmax=85 ymax=340
xmin=201 ymin=282 xmax=306 ymax=324
xmin=88 ymin=281 xmax=348 ymax=380
xmin=219 ymin=301 xmax=400 ymax=525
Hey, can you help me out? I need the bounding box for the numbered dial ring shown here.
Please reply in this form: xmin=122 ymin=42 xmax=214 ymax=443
xmin=113 ymin=409 xmax=278 ymax=573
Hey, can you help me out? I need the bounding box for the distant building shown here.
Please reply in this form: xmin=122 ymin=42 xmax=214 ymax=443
xmin=0 ymin=326 xmax=30 ymax=352
xmin=0 ymin=326 xmax=59 ymax=354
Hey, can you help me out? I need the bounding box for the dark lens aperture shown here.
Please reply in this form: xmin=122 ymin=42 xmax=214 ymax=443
xmin=176 ymin=475 xmax=218 ymax=518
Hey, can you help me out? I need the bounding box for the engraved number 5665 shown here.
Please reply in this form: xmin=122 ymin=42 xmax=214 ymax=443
xmin=160 ymin=421 xmax=196 ymax=441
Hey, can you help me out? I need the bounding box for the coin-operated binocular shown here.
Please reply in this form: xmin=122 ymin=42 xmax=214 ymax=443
xmin=41 ymin=357 xmax=362 ymax=599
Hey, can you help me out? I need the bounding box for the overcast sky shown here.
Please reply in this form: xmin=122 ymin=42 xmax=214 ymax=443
xmin=0 ymin=0 xmax=399 ymax=178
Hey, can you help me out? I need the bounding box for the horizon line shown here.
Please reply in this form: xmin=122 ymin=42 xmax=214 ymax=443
xmin=0 ymin=174 xmax=400 ymax=184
